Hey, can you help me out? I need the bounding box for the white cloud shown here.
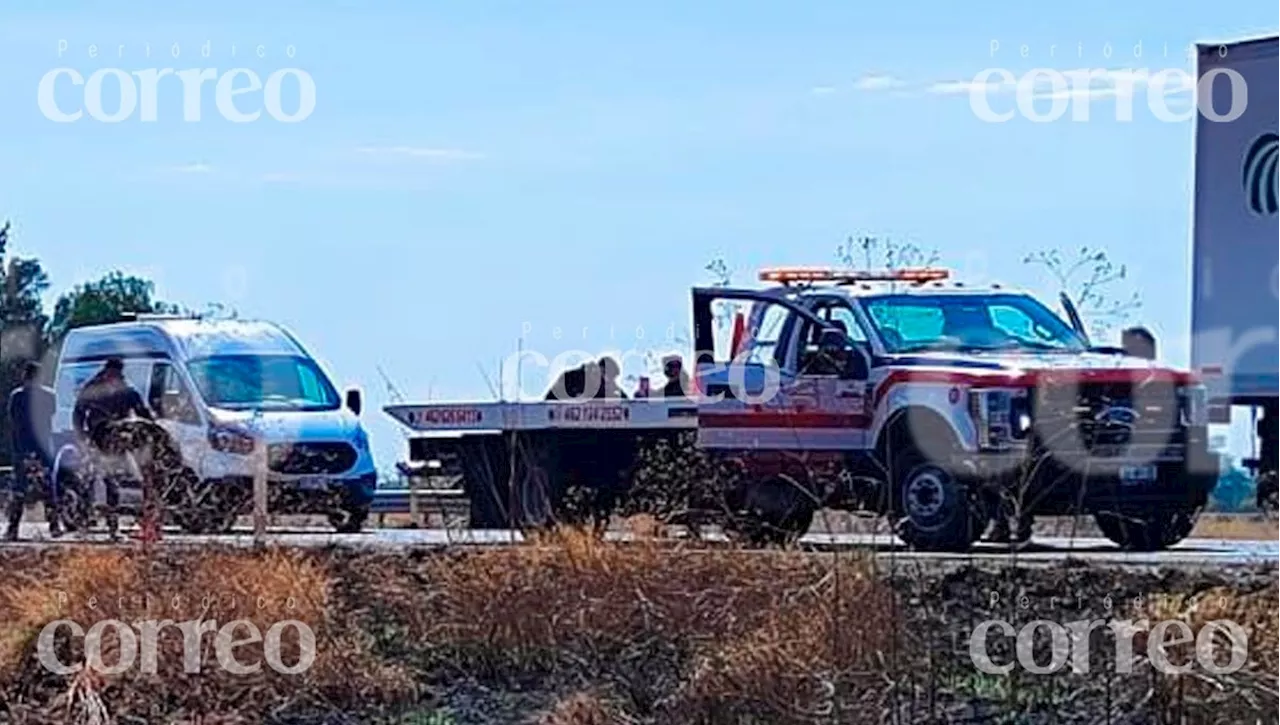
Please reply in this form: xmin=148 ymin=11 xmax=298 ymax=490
xmin=928 ymin=67 xmax=1197 ymax=102
xmin=810 ymin=86 xmax=838 ymax=95
xmin=258 ymin=170 xmax=433 ymax=190
xmin=355 ymin=145 xmax=485 ymax=161
xmin=853 ymin=73 xmax=905 ymax=91
xmin=927 ymin=77 xmax=1015 ymax=95
xmin=171 ymin=162 xmax=212 ymax=173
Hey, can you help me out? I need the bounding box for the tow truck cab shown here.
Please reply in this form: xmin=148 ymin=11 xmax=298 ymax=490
xmin=692 ymin=267 xmax=1215 ymax=551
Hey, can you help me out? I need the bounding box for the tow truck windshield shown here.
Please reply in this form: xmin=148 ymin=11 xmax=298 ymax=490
xmin=864 ymin=292 xmax=1087 ymax=354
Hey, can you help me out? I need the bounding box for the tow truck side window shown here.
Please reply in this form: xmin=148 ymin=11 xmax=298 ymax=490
xmin=797 ymin=301 xmax=866 ymax=375
xmin=743 ymin=302 xmax=793 ymax=369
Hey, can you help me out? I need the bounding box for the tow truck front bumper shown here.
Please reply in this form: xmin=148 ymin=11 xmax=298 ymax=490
xmin=965 ymin=436 xmax=1218 ymax=510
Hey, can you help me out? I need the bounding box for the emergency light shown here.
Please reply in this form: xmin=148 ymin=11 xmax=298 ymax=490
xmin=758 ymin=267 xmax=951 ymax=285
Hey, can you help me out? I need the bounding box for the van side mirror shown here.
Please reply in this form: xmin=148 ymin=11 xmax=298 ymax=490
xmin=345 ymin=388 xmax=363 ymax=417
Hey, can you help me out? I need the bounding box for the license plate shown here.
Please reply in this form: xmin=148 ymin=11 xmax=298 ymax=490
xmin=1119 ymin=465 xmax=1157 ymax=483
xmin=296 ymin=476 xmax=331 ymax=491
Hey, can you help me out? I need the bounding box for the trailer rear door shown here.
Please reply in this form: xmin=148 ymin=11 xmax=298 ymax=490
xmin=1190 ymin=37 xmax=1279 ymax=413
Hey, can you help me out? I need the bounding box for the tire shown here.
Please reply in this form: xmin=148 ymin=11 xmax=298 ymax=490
xmin=1094 ymin=505 xmax=1201 ymax=551
xmin=1257 ymin=472 xmax=1278 ymax=514
xmin=724 ymin=476 xmax=816 ymax=547
xmin=890 ymin=447 xmax=986 ymax=552
xmin=55 ymin=467 xmax=94 ymax=533
xmin=164 ymin=471 xmax=241 ymax=535
xmin=328 ymin=503 xmax=369 ymax=534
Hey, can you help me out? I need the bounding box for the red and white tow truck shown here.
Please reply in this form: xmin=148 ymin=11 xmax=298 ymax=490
xmin=387 ymin=267 xmax=1215 ymax=552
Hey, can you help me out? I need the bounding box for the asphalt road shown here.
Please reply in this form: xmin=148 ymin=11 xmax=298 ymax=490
xmin=3 ymin=522 xmax=1276 ymax=567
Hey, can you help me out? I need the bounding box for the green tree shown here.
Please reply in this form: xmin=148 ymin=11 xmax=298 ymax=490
xmin=46 ymin=271 xmax=179 ymax=343
xmin=0 ymin=222 xmax=52 ymax=465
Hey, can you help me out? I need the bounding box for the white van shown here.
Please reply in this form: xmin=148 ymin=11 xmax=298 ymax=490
xmin=50 ymin=315 xmax=376 ymax=533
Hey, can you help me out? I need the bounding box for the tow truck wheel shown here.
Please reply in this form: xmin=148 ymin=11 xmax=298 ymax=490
xmin=890 ymin=448 xmax=986 ymax=552
xmin=724 ymin=475 xmax=816 ymax=547
xmin=1257 ymin=472 xmax=1278 ymax=515
xmin=1094 ymin=505 xmax=1201 ymax=552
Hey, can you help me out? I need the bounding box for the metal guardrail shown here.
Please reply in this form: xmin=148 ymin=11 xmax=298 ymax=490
xmin=370 ymin=487 xmax=467 ymax=514
xmin=370 ymin=485 xmax=469 ymax=528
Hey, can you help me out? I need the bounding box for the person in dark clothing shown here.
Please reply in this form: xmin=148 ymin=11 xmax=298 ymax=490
xmin=71 ymin=357 xmax=153 ymax=539
xmin=1121 ymin=326 xmax=1157 ymax=360
xmin=656 ymin=355 xmax=691 ymax=398
xmin=5 ymin=362 xmax=60 ymax=540
xmin=546 ymin=357 xmax=629 ymax=401
xmin=546 ymin=363 xmax=591 ymax=401
xmin=594 ymin=356 xmax=627 ymax=399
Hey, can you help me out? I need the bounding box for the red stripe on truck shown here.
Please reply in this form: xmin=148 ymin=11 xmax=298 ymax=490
xmin=869 ymin=367 xmax=1196 ymax=409
xmin=699 ymin=411 xmax=871 ymax=429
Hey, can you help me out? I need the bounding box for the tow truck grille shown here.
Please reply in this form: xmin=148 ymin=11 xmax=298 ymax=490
xmin=1032 ymin=382 xmax=1185 ymax=458
xmin=268 ymin=442 xmax=358 ymax=475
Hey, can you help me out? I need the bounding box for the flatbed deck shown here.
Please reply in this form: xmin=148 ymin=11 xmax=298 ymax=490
xmin=384 ymin=398 xmax=700 ymax=433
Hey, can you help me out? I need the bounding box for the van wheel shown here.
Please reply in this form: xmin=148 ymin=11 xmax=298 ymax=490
xmin=329 ymin=503 xmax=369 ymax=534
xmin=55 ymin=467 xmax=94 ymax=533
xmin=890 ymin=447 xmax=986 ymax=552
xmin=165 ymin=473 xmax=240 ymax=534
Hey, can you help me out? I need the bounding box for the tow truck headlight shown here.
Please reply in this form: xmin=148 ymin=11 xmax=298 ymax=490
xmin=1179 ymin=384 xmax=1208 ymax=427
xmin=968 ymin=388 xmax=1030 ymax=449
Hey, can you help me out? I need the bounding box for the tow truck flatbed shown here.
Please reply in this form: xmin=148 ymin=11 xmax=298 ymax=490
xmin=384 ymin=398 xmax=699 ymax=433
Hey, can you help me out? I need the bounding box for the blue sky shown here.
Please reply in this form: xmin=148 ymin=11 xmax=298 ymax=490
xmin=1 ymin=1 xmax=1276 ymax=471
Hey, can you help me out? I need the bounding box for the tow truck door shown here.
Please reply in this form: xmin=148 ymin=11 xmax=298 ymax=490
xmin=691 ymin=287 xmax=870 ymax=451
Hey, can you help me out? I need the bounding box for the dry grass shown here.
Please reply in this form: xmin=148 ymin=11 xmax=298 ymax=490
xmin=1190 ymin=513 xmax=1278 ymax=540
xmin=0 ymin=533 xmax=1276 ymax=724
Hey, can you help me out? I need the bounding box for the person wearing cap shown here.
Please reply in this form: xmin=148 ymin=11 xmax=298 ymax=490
xmin=72 ymin=357 xmax=153 ymax=539
xmin=656 ymin=355 xmax=691 ymax=398
xmin=5 ymin=362 xmax=60 ymax=541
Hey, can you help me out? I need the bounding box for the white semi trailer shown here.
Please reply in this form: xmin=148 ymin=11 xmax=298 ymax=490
xmin=1189 ymin=35 xmax=1279 ymax=507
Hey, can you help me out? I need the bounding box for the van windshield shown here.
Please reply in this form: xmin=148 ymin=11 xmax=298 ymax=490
xmin=186 ymin=355 xmax=341 ymax=411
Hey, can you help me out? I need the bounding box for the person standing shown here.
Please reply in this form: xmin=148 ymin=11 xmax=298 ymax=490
xmin=72 ymin=357 xmax=153 ymax=540
xmin=656 ymin=355 xmax=691 ymax=397
xmin=1121 ymin=326 xmax=1157 ymax=360
xmin=5 ymin=362 xmax=60 ymax=541
xmin=594 ymin=356 xmax=627 ymax=399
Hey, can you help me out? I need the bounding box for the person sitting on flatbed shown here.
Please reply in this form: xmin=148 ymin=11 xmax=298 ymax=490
xmin=545 ymin=357 xmax=628 ymax=401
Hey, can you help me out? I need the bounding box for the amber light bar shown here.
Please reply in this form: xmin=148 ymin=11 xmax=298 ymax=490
xmin=758 ymin=267 xmax=951 ymax=285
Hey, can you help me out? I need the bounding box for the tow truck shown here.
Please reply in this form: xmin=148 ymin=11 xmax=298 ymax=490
xmin=387 ymin=267 xmax=1215 ymax=551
